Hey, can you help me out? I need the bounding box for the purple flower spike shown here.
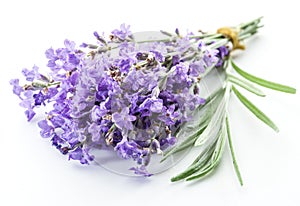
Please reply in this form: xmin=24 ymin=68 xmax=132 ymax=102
xmin=68 ymin=147 xmax=94 ymax=165
xmin=139 ymin=97 xmax=163 ymax=115
xmin=158 ymin=105 xmax=180 ymax=126
xmin=25 ymin=109 xmax=35 ymax=122
xmin=111 ymin=24 xmax=132 ymax=41
xmin=189 ymin=60 xmax=205 ymax=77
xmin=93 ymin=31 xmax=100 ymax=39
xmin=80 ymin=42 xmax=88 ymax=48
xmin=64 ymin=39 xmax=76 ymax=51
xmin=112 ymin=107 xmax=136 ymax=130
xmin=33 ymin=91 xmax=47 ymax=106
xmin=9 ymin=79 xmax=23 ymax=98
xmin=22 ymin=67 xmax=35 ymax=81
xmin=204 ymin=49 xmax=219 ymax=67
xmin=10 ymin=22 xmax=237 ymax=177
xmin=216 ymin=46 xmax=229 ymax=67
xmin=38 ymin=120 xmax=54 ymax=138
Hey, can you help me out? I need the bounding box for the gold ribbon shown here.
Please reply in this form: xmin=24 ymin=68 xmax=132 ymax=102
xmin=217 ymin=27 xmax=245 ymax=51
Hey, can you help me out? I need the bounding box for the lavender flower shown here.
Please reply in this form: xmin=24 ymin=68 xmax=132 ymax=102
xmin=11 ymin=21 xmax=256 ymax=178
xmin=38 ymin=120 xmax=54 ymax=138
xmin=139 ymin=97 xmax=163 ymax=114
xmin=13 ymin=18 xmax=295 ymax=186
xmin=10 ymin=79 xmax=23 ymax=98
xmin=111 ymin=24 xmax=132 ymax=41
xmin=112 ymin=107 xmax=136 ymax=130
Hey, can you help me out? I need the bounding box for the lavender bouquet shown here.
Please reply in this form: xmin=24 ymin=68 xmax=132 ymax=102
xmin=10 ymin=17 xmax=296 ymax=184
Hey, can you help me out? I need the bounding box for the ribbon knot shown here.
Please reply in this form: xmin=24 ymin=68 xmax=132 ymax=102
xmin=217 ymin=27 xmax=245 ymax=51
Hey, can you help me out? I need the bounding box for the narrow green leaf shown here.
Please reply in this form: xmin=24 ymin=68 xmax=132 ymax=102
xmin=239 ymin=16 xmax=263 ymax=30
xmin=170 ymin=146 xmax=213 ymax=182
xmin=232 ymin=86 xmax=279 ymax=132
xmin=185 ymin=166 xmax=214 ymax=181
xmin=186 ymin=124 xmax=226 ymax=181
xmin=227 ymin=73 xmax=266 ymax=97
xmin=189 ymin=132 xmax=218 ymax=167
xmin=231 ymin=60 xmax=296 ymax=94
xmin=194 ymin=85 xmax=230 ymax=146
xmin=163 ymin=88 xmax=225 ymax=162
xmin=171 ymin=138 xmax=218 ymax=182
xmin=226 ymin=116 xmax=243 ymax=186
xmin=161 ymin=126 xmax=207 ymax=162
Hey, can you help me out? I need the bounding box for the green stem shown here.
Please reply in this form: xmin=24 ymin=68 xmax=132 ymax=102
xmin=238 ymin=16 xmax=263 ymax=31
xmin=136 ymin=38 xmax=172 ymax=44
xmin=226 ymin=116 xmax=243 ymax=186
xmin=48 ymin=81 xmax=61 ymax=87
xmin=189 ymin=33 xmax=222 ymax=39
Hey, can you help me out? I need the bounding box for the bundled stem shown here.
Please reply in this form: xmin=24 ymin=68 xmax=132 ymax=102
xmin=165 ymin=17 xmax=296 ymax=184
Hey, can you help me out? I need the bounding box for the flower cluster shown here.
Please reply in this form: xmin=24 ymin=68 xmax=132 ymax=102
xmin=13 ymin=17 xmax=297 ymax=185
xmin=10 ymin=24 xmax=227 ymax=176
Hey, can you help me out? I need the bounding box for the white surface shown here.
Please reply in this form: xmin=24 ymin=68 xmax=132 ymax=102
xmin=0 ymin=0 xmax=300 ymax=205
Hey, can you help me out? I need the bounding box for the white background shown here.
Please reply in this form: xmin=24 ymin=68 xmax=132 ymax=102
xmin=0 ymin=0 xmax=300 ymax=205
